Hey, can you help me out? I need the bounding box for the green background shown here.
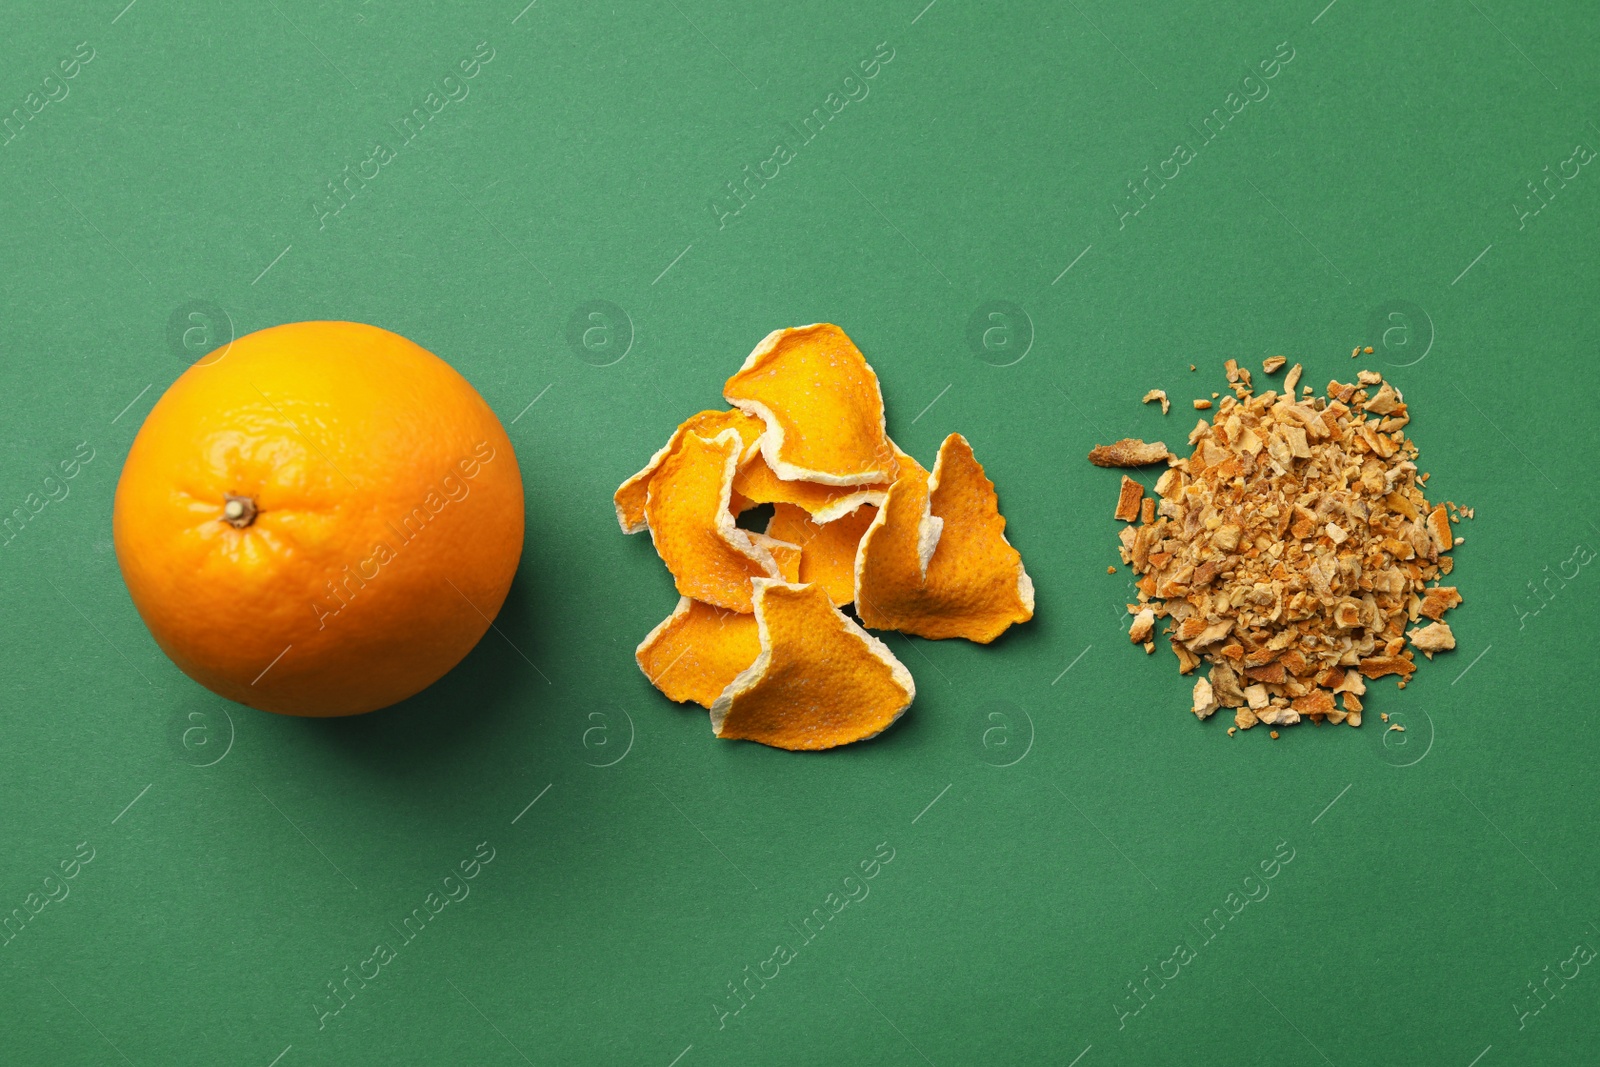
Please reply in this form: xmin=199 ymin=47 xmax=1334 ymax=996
xmin=3 ymin=0 xmax=1597 ymax=1063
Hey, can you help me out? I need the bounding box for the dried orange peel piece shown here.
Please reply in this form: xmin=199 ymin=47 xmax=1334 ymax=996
xmin=723 ymin=324 xmax=898 ymax=487
xmin=854 ymin=444 xmax=941 ymax=622
xmin=923 ymin=434 xmax=1035 ymax=640
xmin=619 ymin=324 xmax=1037 ymax=752
xmin=856 ymin=434 xmax=1034 ymax=643
xmin=614 ymin=409 xmax=763 ymax=533
xmin=748 ymin=532 xmax=802 ymax=583
xmin=644 ymin=429 xmax=781 ymax=613
xmin=766 ymin=502 xmax=878 ymax=607
xmin=732 ymin=452 xmax=888 ymax=523
xmin=636 ymin=597 xmax=760 ymax=709
xmin=710 ymin=579 xmax=914 ymax=750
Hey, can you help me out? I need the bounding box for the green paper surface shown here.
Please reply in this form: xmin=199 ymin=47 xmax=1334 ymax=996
xmin=2 ymin=1 xmax=1597 ymax=1063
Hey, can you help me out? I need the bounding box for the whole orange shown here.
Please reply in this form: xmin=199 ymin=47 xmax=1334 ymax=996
xmin=114 ymin=321 xmax=524 ymax=717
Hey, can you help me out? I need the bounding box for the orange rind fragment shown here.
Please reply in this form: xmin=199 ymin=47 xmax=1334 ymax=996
xmin=854 ymin=445 xmax=941 ymax=624
xmin=749 ymin=532 xmax=803 ymax=583
xmin=732 ymin=451 xmax=888 ymax=523
xmin=614 ymin=409 xmax=763 ymax=533
xmin=644 ymin=429 xmax=781 ymax=613
xmin=1114 ymin=476 xmax=1143 ymax=522
xmin=723 ymin=324 xmax=898 ymax=487
xmin=710 ymin=579 xmax=915 ymax=750
xmin=765 ymin=502 xmax=878 ymax=607
xmin=856 ymin=434 xmax=1033 ymax=643
xmin=620 ymin=323 xmax=1036 ymax=751
xmin=636 ymin=597 xmax=760 ymax=709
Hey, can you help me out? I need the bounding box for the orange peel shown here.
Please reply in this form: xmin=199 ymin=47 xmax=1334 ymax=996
xmin=856 ymin=434 xmax=1033 ymax=643
xmin=643 ymin=429 xmax=781 ymax=613
xmin=619 ymin=324 xmax=1036 ymax=751
xmin=636 ymin=597 xmax=760 ymax=709
xmin=710 ymin=579 xmax=914 ymax=750
xmin=748 ymin=532 xmax=803 ymax=583
xmin=854 ymin=444 xmax=941 ymax=621
xmin=614 ymin=409 xmax=763 ymax=533
xmin=766 ymin=502 xmax=878 ymax=607
xmin=732 ymin=451 xmax=888 ymax=523
xmin=723 ymin=324 xmax=897 ymax=487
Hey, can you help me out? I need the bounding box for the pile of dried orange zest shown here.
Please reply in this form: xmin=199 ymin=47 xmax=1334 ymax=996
xmin=617 ymin=323 xmax=1034 ymax=750
xmin=1090 ymin=360 xmax=1467 ymax=734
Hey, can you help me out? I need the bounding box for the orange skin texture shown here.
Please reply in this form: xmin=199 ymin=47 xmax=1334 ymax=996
xmin=921 ymin=434 xmax=1034 ymax=640
xmin=731 ymin=452 xmax=887 ymax=523
xmin=723 ymin=324 xmax=898 ymax=487
xmin=856 ymin=434 xmax=1033 ymax=643
xmin=854 ymin=447 xmax=935 ymax=627
xmin=614 ymin=409 xmax=763 ymax=534
xmin=766 ymin=502 xmax=878 ymax=607
xmin=749 ymin=532 xmax=803 ymax=583
xmin=113 ymin=321 xmax=524 ymax=717
xmin=710 ymin=580 xmax=914 ymax=751
xmin=615 ymin=406 xmax=884 ymax=530
xmin=635 ymin=597 xmax=760 ymax=709
xmin=644 ymin=430 xmax=779 ymax=613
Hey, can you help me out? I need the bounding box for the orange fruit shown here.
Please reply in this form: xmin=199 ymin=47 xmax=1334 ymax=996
xmin=114 ymin=321 xmax=524 ymax=717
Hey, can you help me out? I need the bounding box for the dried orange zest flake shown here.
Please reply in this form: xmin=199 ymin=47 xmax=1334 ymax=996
xmin=614 ymin=409 xmax=763 ymax=534
xmin=1114 ymin=476 xmax=1144 ymax=522
xmin=710 ymin=579 xmax=914 ymax=750
xmin=644 ymin=429 xmax=780 ymax=613
xmin=636 ymin=597 xmax=760 ymax=709
xmin=857 ymin=434 xmax=1034 ymax=643
xmin=766 ymin=501 xmax=878 ymax=607
xmin=1088 ymin=438 xmax=1171 ymax=467
xmin=723 ymin=324 xmax=898 ymax=486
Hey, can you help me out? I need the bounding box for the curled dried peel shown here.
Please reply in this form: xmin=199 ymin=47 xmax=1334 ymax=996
xmin=619 ymin=323 xmax=1037 ymax=751
xmin=921 ymin=434 xmax=1035 ymax=639
xmin=644 ymin=429 xmax=780 ymax=613
xmin=856 ymin=434 xmax=1033 ymax=643
xmin=733 ymin=451 xmax=888 ymax=523
xmin=766 ymin=501 xmax=878 ymax=607
xmin=614 ymin=409 xmax=763 ymax=533
xmin=723 ymin=324 xmax=898 ymax=487
xmin=710 ymin=579 xmax=914 ymax=750
xmin=853 ymin=445 xmax=940 ymax=623
xmin=748 ymin=532 xmax=803 ymax=583
xmin=636 ymin=597 xmax=760 ymax=709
